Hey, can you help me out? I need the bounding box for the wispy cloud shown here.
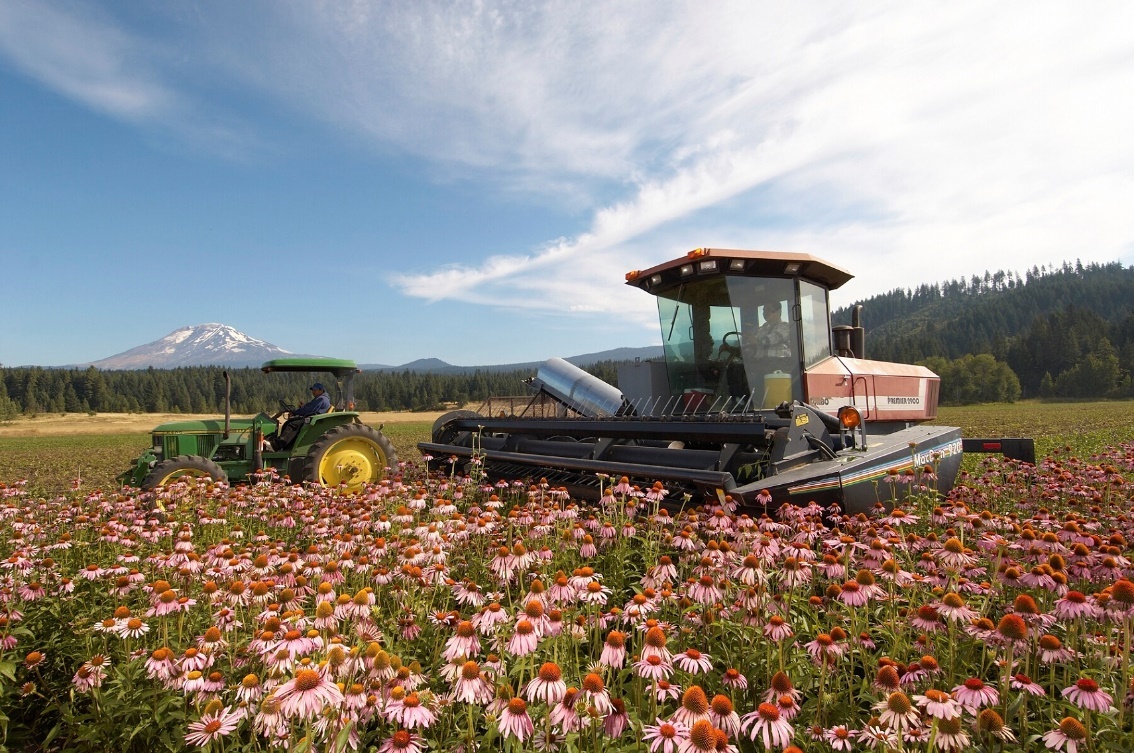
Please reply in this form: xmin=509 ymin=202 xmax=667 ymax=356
xmin=5 ymin=1 xmax=1133 ymax=321
xmin=0 ymin=1 xmax=174 ymax=120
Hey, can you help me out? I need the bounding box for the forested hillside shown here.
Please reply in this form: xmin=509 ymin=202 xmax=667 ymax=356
xmin=834 ymin=260 xmax=1134 ymax=399
xmin=0 ymin=360 xmax=626 ymax=418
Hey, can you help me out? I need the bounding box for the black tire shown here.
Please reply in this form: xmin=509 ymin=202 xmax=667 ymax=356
xmin=301 ymin=423 xmax=398 ymax=491
xmin=141 ymin=455 xmax=228 ymax=491
xmin=431 ymin=409 xmax=484 ymax=444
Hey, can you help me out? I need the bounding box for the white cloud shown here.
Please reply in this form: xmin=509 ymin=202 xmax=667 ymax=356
xmin=5 ymin=1 xmax=1133 ymax=323
xmin=0 ymin=0 xmax=173 ymax=120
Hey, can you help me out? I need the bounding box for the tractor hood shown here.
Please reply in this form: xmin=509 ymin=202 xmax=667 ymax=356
xmin=151 ymin=418 xmax=259 ymax=434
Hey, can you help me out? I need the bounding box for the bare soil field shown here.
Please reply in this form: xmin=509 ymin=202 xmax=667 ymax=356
xmin=0 ymin=410 xmax=452 ymax=437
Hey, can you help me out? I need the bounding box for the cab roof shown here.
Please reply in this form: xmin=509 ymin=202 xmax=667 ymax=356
xmin=261 ymin=358 xmax=359 ymax=378
xmin=625 ymin=248 xmax=854 ymax=294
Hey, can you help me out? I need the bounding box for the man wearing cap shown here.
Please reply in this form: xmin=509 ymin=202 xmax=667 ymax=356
xmin=274 ymin=383 xmax=331 ymax=449
xmin=291 ymin=383 xmax=331 ymax=418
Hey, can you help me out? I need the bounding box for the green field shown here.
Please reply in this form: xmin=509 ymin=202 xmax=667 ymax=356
xmin=1 ymin=401 xmax=1132 ymax=493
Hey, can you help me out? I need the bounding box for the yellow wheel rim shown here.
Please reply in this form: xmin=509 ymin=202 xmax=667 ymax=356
xmin=158 ymin=468 xmax=211 ymax=486
xmin=318 ymin=438 xmax=387 ymax=491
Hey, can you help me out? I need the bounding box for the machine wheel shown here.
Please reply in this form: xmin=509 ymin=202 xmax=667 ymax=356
xmin=302 ymin=423 xmax=397 ymax=491
xmin=141 ymin=455 xmax=228 ymax=491
xmin=431 ymin=409 xmax=485 ymax=444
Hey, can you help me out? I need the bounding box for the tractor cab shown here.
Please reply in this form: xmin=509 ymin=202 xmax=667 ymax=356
xmin=625 ymin=248 xmax=851 ymax=414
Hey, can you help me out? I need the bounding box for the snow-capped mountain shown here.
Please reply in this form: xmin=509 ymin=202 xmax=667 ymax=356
xmin=89 ymin=324 xmax=300 ymax=369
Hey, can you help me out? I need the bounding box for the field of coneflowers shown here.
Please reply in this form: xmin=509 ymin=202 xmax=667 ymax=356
xmin=1 ymin=407 xmax=1134 ymax=752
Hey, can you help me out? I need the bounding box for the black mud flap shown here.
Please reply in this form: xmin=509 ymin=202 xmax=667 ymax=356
xmin=962 ymin=438 xmax=1036 ymax=465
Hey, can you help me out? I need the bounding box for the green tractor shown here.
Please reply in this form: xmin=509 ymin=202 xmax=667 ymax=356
xmin=119 ymin=358 xmax=397 ymax=492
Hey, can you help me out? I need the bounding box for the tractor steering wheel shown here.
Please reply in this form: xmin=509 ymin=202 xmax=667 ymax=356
xmin=718 ymin=331 xmax=742 ymax=359
xmin=272 ymin=399 xmax=296 ymax=420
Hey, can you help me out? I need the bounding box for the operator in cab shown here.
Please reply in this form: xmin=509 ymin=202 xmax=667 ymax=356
xmin=745 ymin=303 xmax=793 ymax=359
xmin=273 ymin=383 xmax=331 ymax=449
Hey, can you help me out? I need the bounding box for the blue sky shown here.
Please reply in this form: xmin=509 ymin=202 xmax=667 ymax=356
xmin=3 ymin=2 xmax=1133 ymax=367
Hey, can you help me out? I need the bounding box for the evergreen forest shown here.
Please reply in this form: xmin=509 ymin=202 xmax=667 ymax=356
xmin=832 ymin=259 xmax=1134 ymax=402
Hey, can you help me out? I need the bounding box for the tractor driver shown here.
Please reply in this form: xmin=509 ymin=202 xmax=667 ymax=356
xmin=745 ymin=303 xmax=793 ymax=359
xmin=274 ymin=383 xmax=331 ymax=449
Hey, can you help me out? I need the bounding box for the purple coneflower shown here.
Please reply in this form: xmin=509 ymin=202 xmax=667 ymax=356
xmin=644 ymin=718 xmax=688 ymax=753
xmin=952 ymin=677 xmax=999 ymax=713
xmin=1042 ymin=717 xmax=1088 ymax=753
xmin=524 ymin=662 xmax=567 ymax=704
xmin=1061 ymin=678 xmax=1113 ymax=712
xmin=912 ymin=688 xmax=961 ymax=720
xmin=274 ymin=668 xmax=344 ymax=719
xmin=498 ymin=697 xmax=534 ymax=742
xmin=674 ymin=648 xmax=713 ymax=674
xmin=740 ymin=702 xmax=793 ymax=750
xmin=184 ymin=706 xmax=241 ymax=748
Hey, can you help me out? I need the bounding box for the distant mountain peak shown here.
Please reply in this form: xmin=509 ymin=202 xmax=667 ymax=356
xmin=89 ymin=324 xmax=297 ymax=369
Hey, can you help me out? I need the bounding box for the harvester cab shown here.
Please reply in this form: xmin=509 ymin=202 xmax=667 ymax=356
xmin=423 ymin=248 xmax=1034 ymax=514
xmin=119 ymin=357 xmax=397 ymax=493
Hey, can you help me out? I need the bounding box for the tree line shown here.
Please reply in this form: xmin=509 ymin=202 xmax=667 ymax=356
xmin=834 ymin=260 xmax=1134 ymax=402
xmin=0 ymin=360 xmax=628 ymax=419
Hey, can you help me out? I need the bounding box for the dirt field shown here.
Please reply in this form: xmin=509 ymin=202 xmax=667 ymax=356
xmin=0 ymin=410 xmax=452 ymax=437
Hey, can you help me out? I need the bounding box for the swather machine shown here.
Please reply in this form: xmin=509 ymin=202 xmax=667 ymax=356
xmin=421 ymin=248 xmax=1033 ymax=513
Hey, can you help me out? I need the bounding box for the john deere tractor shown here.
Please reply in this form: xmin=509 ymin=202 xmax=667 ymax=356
xmin=119 ymin=358 xmax=397 ymax=492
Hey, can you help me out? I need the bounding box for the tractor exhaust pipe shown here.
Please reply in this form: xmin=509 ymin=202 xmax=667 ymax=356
xmin=851 ymin=305 xmax=865 ymax=360
xmin=223 ymin=371 xmax=231 ymax=439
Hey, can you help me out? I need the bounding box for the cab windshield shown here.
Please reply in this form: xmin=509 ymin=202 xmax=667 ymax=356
xmin=656 ymin=276 xmax=819 ymax=410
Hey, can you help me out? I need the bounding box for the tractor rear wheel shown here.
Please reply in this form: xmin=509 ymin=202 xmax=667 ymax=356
xmin=302 ymin=423 xmax=397 ymax=491
xmin=141 ymin=455 xmax=228 ymax=491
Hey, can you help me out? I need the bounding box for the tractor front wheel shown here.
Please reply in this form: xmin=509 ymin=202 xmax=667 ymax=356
xmin=141 ymin=455 xmax=228 ymax=491
xmin=302 ymin=423 xmax=397 ymax=491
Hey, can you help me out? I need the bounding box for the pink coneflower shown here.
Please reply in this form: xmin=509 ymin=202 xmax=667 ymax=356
xmin=674 ymin=648 xmax=713 ymax=675
xmin=635 ymin=654 xmax=674 ymax=681
xmin=378 ymin=729 xmax=425 ymax=753
xmin=506 ymin=619 xmax=539 ymax=657
xmin=641 ymin=626 xmax=674 ymax=663
xmin=910 ymin=604 xmax=944 ymax=633
xmin=1061 ymin=678 xmax=1113 ymax=712
xmin=874 ymin=692 xmax=920 ymax=734
xmin=672 ymin=685 xmax=712 ymax=727
xmin=763 ymin=615 xmax=793 ymax=642
xmin=936 ymin=592 xmax=979 ymax=623
xmin=644 ymin=717 xmax=689 ymax=753
xmin=1038 ymin=634 xmax=1076 ymax=664
xmin=741 ymin=702 xmax=793 ymax=750
xmin=580 ymin=672 xmax=614 ymax=716
xmin=1052 ymin=591 xmax=1100 ymax=621
xmin=24 ymin=650 xmax=45 ymax=670
xmin=913 ymin=688 xmax=961 ymax=720
xmin=496 ymin=698 xmax=534 ymax=741
xmin=184 ymin=706 xmax=241 ymax=747
xmin=824 ymin=725 xmax=857 ymax=751
xmin=274 ymin=668 xmax=345 ymax=719
xmin=549 ymin=687 xmax=588 ymax=732
xmin=605 ymin=697 xmax=630 ymax=738
xmin=1011 ymin=673 xmax=1046 ymax=696
xmin=654 ymin=679 xmax=683 ymax=702
xmin=709 ymin=694 xmax=741 ymax=737
xmin=1042 ymin=717 xmax=1089 ymax=753
xmin=524 ymin=662 xmax=567 ymax=705
xmin=952 ymin=677 xmax=999 ymax=713
xmin=803 ymin=634 xmax=843 ymax=666
xmin=932 ymin=716 xmax=971 ymax=752
xmin=764 ymin=672 xmax=801 ymax=704
xmin=386 ymin=692 xmax=437 ymax=729
xmin=722 ymin=668 xmax=748 ymax=691
xmin=442 ymin=621 xmax=481 ymax=661
xmin=600 ymin=630 xmax=627 ymax=668
xmin=973 ymin=708 xmax=1017 ymax=744
xmin=451 ymin=660 xmax=494 ymax=705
